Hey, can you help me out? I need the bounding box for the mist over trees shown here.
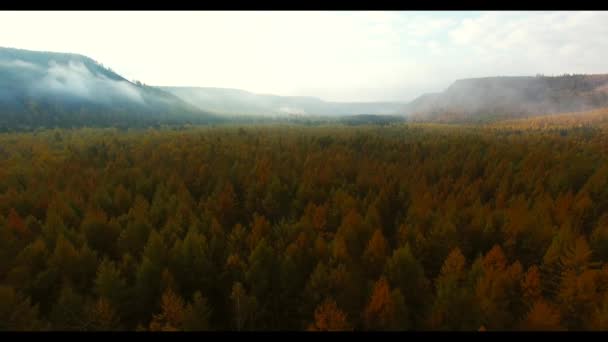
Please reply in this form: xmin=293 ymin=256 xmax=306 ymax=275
xmin=405 ymin=75 xmax=608 ymax=123
xmin=160 ymin=87 xmax=405 ymax=117
xmin=0 ymin=47 xmax=219 ymax=130
xmin=4 ymin=46 xmax=608 ymax=130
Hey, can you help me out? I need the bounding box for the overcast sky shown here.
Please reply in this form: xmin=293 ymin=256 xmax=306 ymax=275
xmin=1 ymin=11 xmax=607 ymax=102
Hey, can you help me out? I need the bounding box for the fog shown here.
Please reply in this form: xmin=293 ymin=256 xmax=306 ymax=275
xmin=0 ymin=59 xmax=38 ymax=70
xmin=405 ymin=75 xmax=608 ymax=120
xmin=160 ymin=86 xmax=405 ymax=117
xmin=0 ymin=56 xmax=146 ymax=105
xmin=37 ymin=60 xmax=144 ymax=104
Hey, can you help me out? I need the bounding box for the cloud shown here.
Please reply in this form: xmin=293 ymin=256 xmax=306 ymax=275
xmin=278 ymin=106 xmax=306 ymax=115
xmin=0 ymin=59 xmax=40 ymax=70
xmin=35 ymin=59 xmax=144 ymax=103
xmin=447 ymin=11 xmax=608 ymax=75
xmin=42 ymin=60 xmax=94 ymax=98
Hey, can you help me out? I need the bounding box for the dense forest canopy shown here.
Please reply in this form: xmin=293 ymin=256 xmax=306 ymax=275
xmin=1 ymin=111 xmax=608 ymax=330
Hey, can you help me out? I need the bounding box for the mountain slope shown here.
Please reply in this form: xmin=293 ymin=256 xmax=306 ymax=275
xmin=0 ymin=47 xmax=218 ymax=130
xmin=404 ymin=75 xmax=608 ymax=123
xmin=160 ymin=86 xmax=405 ymax=117
xmin=489 ymin=107 xmax=608 ymax=131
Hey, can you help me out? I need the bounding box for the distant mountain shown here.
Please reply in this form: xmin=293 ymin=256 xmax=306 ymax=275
xmin=404 ymin=75 xmax=608 ymax=123
xmin=8 ymin=46 xmax=607 ymax=129
xmin=0 ymin=47 xmax=218 ymax=130
xmin=160 ymin=86 xmax=405 ymax=117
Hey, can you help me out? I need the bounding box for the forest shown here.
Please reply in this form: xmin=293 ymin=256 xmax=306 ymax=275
xmin=1 ymin=113 xmax=608 ymax=331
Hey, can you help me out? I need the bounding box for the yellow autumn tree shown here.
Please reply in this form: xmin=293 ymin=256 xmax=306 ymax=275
xmin=87 ymin=297 xmax=121 ymax=331
xmin=149 ymin=288 xmax=185 ymax=331
xmin=520 ymin=300 xmax=564 ymax=331
xmin=430 ymin=247 xmax=478 ymax=330
xmin=363 ymin=277 xmax=407 ymax=330
xmin=308 ymin=298 xmax=351 ymax=331
xmin=557 ymin=236 xmax=602 ymax=329
xmin=362 ymin=229 xmax=389 ymax=276
xmin=521 ymin=265 xmax=542 ymax=307
xmin=475 ymin=245 xmax=523 ymax=330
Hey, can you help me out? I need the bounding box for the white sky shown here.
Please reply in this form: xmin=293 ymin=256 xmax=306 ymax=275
xmin=1 ymin=11 xmax=607 ymax=102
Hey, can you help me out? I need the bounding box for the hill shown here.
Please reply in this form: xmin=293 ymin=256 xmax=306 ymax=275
xmin=404 ymin=74 xmax=608 ymax=123
xmin=488 ymin=107 xmax=608 ymax=131
xmin=0 ymin=47 xmax=218 ymax=130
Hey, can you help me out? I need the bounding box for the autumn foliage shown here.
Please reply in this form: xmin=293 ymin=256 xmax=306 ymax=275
xmin=0 ymin=122 xmax=607 ymax=330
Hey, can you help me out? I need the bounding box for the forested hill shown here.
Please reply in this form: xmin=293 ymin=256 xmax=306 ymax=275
xmin=4 ymin=46 xmax=608 ymax=129
xmin=404 ymin=74 xmax=608 ymax=123
xmin=0 ymin=47 xmax=219 ymax=130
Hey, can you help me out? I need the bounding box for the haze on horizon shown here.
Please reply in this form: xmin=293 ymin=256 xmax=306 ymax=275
xmin=1 ymin=11 xmax=607 ymax=103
